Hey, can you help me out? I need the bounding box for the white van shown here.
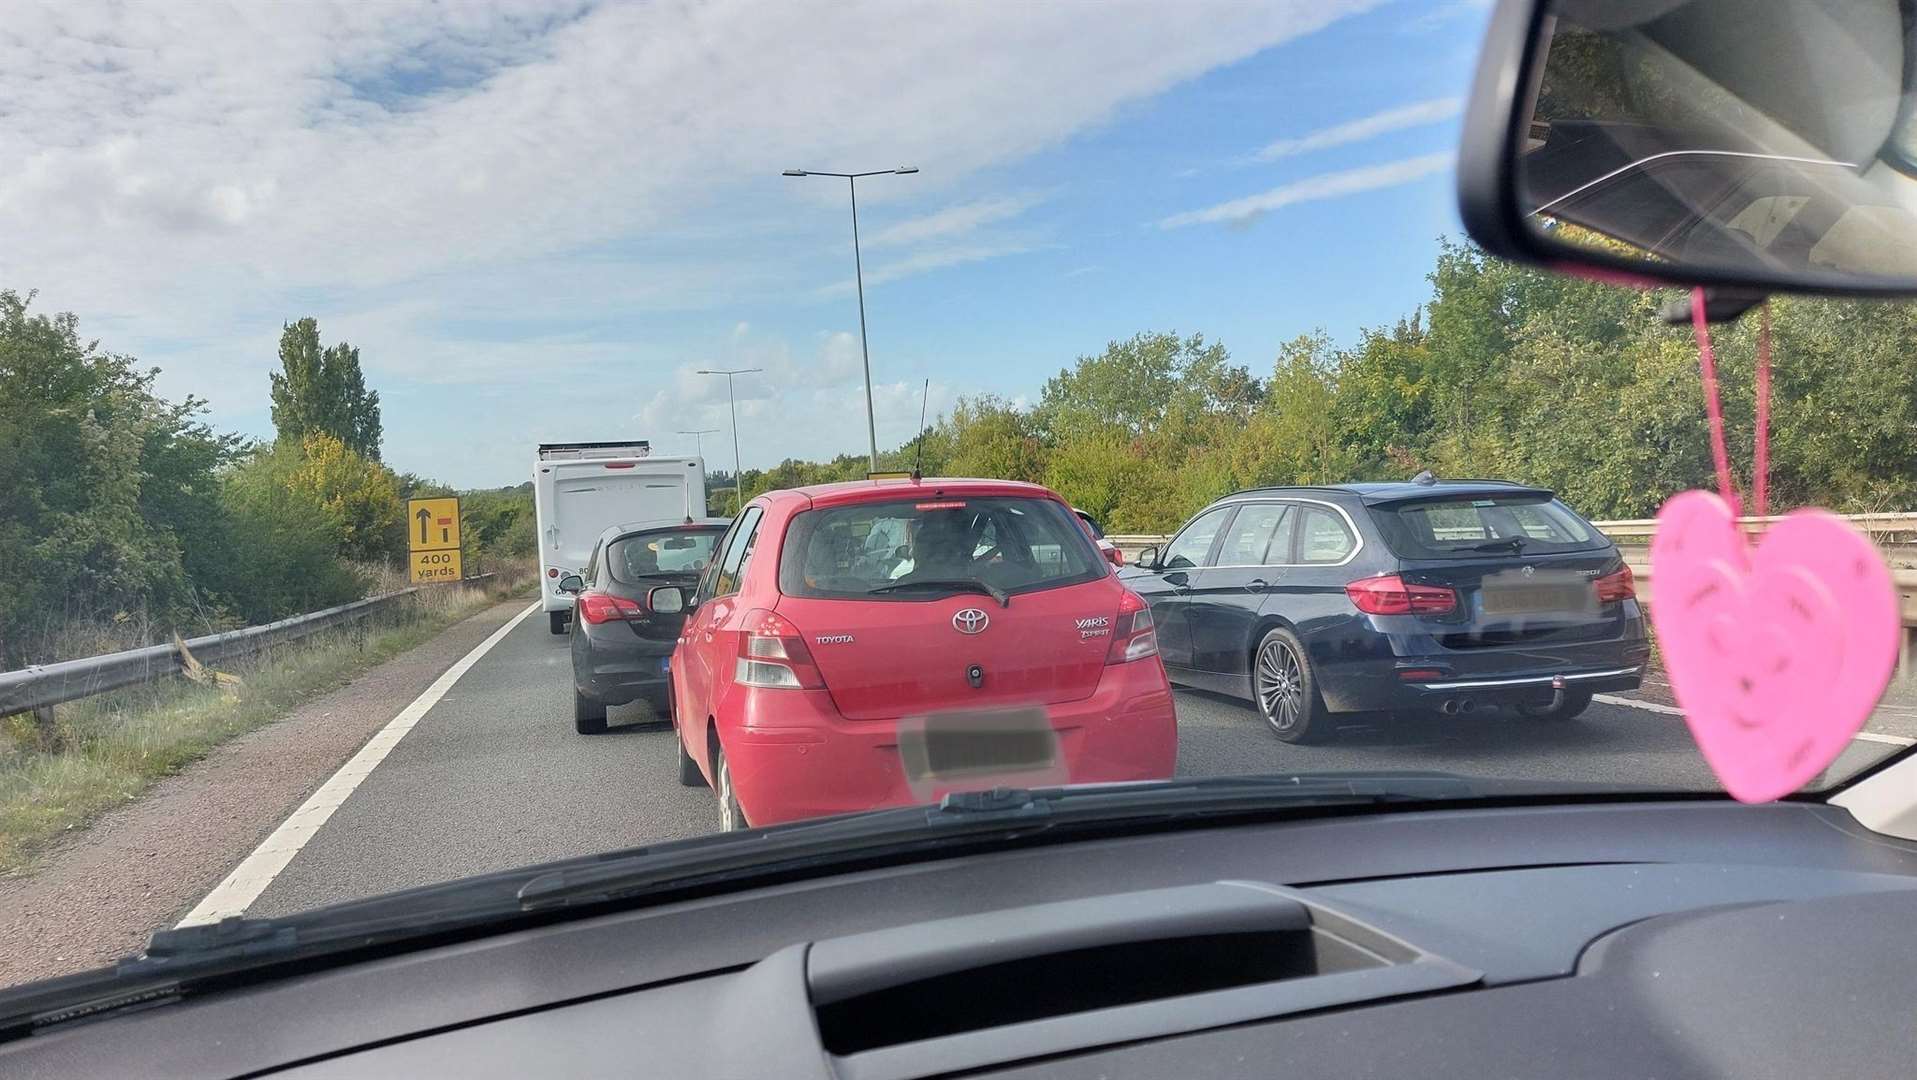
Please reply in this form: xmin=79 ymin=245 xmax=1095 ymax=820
xmin=533 ymin=442 xmax=707 ymax=634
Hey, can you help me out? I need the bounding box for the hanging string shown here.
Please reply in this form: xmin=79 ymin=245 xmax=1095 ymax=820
xmin=1753 ymin=300 xmax=1771 ymax=519
xmin=1689 ymin=286 xmax=1741 ymax=514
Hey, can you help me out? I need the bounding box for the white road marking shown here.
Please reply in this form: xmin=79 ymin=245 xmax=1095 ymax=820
xmin=1593 ymin=693 xmax=1684 ymax=717
xmin=1594 ymin=693 xmax=1917 ymax=746
xmin=178 ymin=601 xmax=541 ymax=926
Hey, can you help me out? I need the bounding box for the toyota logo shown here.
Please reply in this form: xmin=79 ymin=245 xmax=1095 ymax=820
xmin=952 ymin=608 xmax=990 ymax=634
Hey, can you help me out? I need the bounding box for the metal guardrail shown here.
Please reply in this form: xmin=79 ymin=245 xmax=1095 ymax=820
xmin=0 ymin=574 xmax=495 ymax=719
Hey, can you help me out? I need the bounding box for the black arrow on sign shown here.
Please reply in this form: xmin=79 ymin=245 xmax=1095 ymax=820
xmin=417 ymin=507 xmax=431 ymax=544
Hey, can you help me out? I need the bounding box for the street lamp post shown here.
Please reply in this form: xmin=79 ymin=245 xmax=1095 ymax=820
xmin=782 ymin=166 xmax=919 ymax=471
xmin=694 ymin=368 xmax=763 ymax=505
xmin=677 ymin=428 xmax=719 ymax=458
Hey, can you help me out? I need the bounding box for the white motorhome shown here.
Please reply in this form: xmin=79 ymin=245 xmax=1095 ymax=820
xmin=533 ymin=442 xmax=707 ymax=634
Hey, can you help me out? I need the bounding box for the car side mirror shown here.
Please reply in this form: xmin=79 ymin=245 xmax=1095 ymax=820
xmin=1135 ymin=545 xmax=1160 ymax=571
xmin=557 ymin=574 xmax=584 ymax=594
xmin=648 ymin=585 xmax=687 ymax=614
xmin=1458 ymin=0 xmax=1917 ymax=298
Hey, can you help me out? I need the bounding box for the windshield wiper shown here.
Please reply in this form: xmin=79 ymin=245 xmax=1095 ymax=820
xmin=1465 ymin=536 xmax=1527 ymax=553
xmin=513 ymin=772 xmax=1477 ymax=910
xmin=867 ymin=577 xmax=1010 ymax=607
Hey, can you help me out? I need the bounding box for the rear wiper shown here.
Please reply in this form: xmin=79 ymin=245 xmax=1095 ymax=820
xmin=867 ymin=577 xmax=1010 ymax=607
xmin=1467 ymin=536 xmax=1527 ymax=553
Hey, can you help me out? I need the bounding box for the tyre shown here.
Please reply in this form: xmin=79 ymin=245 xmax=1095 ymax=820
xmin=1252 ymin=627 xmax=1331 ymax=744
xmin=677 ymin=729 xmax=707 ymax=787
xmin=549 ymin=610 xmax=569 ymax=636
xmin=1518 ymin=688 xmax=1594 ymax=721
xmin=573 ymin=689 xmax=608 ymax=734
xmin=713 ymin=742 xmax=748 ymax=832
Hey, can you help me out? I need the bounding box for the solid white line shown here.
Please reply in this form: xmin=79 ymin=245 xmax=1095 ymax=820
xmin=1593 ymin=693 xmax=1917 ymax=746
xmin=178 ymin=601 xmax=541 ymax=926
xmin=1593 ymin=693 xmax=1684 ymax=716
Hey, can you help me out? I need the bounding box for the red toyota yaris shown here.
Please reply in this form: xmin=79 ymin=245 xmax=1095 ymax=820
xmin=654 ymin=478 xmax=1178 ymax=830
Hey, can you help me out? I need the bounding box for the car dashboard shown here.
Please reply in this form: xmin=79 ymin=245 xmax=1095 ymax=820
xmin=6 ymin=799 xmax=1917 ymax=1079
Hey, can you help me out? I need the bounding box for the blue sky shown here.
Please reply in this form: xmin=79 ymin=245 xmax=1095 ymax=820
xmin=4 ymin=0 xmax=1492 ymax=488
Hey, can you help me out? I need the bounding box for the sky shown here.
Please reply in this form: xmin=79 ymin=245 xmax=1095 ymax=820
xmin=1 ymin=0 xmax=1493 ymax=488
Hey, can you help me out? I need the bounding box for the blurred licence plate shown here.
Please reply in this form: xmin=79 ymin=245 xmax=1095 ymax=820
xmin=898 ymin=707 xmax=1058 ymax=784
xmin=1482 ymin=583 xmax=1591 ymax=614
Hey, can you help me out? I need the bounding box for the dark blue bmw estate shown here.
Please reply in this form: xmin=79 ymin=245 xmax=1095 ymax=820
xmin=1124 ymin=476 xmax=1649 ymax=742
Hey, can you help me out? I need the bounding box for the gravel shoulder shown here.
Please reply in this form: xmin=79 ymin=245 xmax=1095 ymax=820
xmin=0 ymin=598 xmax=529 ymax=989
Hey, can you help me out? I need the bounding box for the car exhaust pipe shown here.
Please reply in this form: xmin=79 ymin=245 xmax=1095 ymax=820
xmin=1439 ymin=698 xmax=1463 ymax=716
xmin=1457 ymin=697 xmax=1477 ymax=715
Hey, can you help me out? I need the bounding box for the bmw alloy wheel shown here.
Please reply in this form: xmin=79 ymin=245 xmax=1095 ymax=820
xmin=1256 ymin=639 xmax=1305 ymax=733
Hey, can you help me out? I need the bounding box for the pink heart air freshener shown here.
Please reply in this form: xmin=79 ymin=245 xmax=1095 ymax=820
xmin=1650 ymin=490 xmax=1900 ymax=803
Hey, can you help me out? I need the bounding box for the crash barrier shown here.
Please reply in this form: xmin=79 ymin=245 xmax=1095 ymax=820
xmin=0 ymin=575 xmax=495 ymax=719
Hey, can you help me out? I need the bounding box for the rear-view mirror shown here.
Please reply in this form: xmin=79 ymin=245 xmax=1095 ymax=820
xmin=1135 ymin=545 xmax=1160 ymax=571
xmin=557 ymin=574 xmax=584 ymax=594
xmin=1459 ymin=0 xmax=1917 ymax=297
xmin=661 ymin=536 xmax=698 ymax=550
xmin=648 ymin=585 xmax=687 ymax=614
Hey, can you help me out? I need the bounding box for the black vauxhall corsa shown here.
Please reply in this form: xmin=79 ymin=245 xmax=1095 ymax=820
xmin=559 ymin=516 xmax=730 ymax=734
xmin=1125 ymin=477 xmax=1648 ymax=742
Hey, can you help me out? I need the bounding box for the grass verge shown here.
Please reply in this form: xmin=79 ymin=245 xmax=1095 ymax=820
xmin=0 ymin=574 xmax=531 ymax=876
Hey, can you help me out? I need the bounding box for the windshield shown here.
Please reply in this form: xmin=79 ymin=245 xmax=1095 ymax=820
xmin=5 ymin=0 xmax=1916 ymax=997
xmin=779 ymin=496 xmax=1105 ymax=599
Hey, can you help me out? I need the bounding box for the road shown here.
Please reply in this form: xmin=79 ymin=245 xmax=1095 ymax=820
xmin=239 ymin=601 xmax=1914 ymax=917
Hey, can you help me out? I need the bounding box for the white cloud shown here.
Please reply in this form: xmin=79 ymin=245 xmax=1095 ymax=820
xmin=1158 ymin=151 xmax=1455 ymax=229
xmin=631 ymin=326 xmax=955 ymax=469
xmin=864 ymin=193 xmax=1046 ymax=249
xmin=1253 ymin=97 xmax=1462 ymax=161
xmin=821 ymin=239 xmax=1044 ymax=296
xmin=1402 ymin=0 xmax=1493 ymax=35
xmin=0 ymin=0 xmax=1385 ymax=483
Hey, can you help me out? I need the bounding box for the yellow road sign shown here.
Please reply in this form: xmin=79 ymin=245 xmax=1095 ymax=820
xmin=411 ymin=548 xmax=463 ymax=584
xmin=408 ymin=497 xmax=461 ymax=552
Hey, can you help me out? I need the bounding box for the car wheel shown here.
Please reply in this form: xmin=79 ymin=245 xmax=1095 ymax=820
xmin=549 ymin=610 xmax=569 ymax=636
xmin=573 ymin=689 xmax=608 ymax=734
xmin=713 ymin=742 xmax=748 ymax=832
xmin=1518 ymin=689 xmax=1594 ymax=721
xmin=1253 ymin=627 xmax=1329 ymax=744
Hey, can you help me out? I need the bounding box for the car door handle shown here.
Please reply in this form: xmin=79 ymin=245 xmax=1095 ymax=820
xmin=1248 ymin=578 xmax=1270 ymax=590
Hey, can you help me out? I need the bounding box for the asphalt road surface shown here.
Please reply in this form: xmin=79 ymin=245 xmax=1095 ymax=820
xmin=245 ymin=602 xmax=1917 ymax=917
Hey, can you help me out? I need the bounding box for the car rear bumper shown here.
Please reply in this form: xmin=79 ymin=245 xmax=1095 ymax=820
xmin=721 ymin=658 xmax=1178 ymax=828
xmin=573 ymin=627 xmax=674 ymax=705
xmin=1314 ymin=605 xmax=1652 ymax=713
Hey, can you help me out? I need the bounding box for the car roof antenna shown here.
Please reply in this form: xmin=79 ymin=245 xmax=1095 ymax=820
xmin=912 ymin=378 xmax=929 ymax=482
xmin=1411 ymin=469 xmax=1437 ymax=485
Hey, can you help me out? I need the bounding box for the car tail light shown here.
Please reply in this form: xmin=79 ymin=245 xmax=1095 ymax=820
xmin=735 ymin=608 xmax=826 ymax=689
xmin=1345 ymin=574 xmax=1457 ymax=615
xmin=1105 ymin=589 xmax=1159 ymax=664
xmin=547 ymin=567 xmax=560 ymax=578
xmin=1595 ymin=564 xmax=1635 ymax=603
xmin=577 ymin=592 xmax=645 ymax=624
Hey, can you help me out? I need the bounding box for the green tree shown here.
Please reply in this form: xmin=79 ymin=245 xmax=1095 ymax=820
xmin=284 ymin=433 xmax=405 ymax=562
xmin=269 ymin=318 xmax=383 ymax=459
xmin=1035 ymin=332 xmax=1248 ymax=443
xmin=0 ymin=291 xmax=229 ymax=665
